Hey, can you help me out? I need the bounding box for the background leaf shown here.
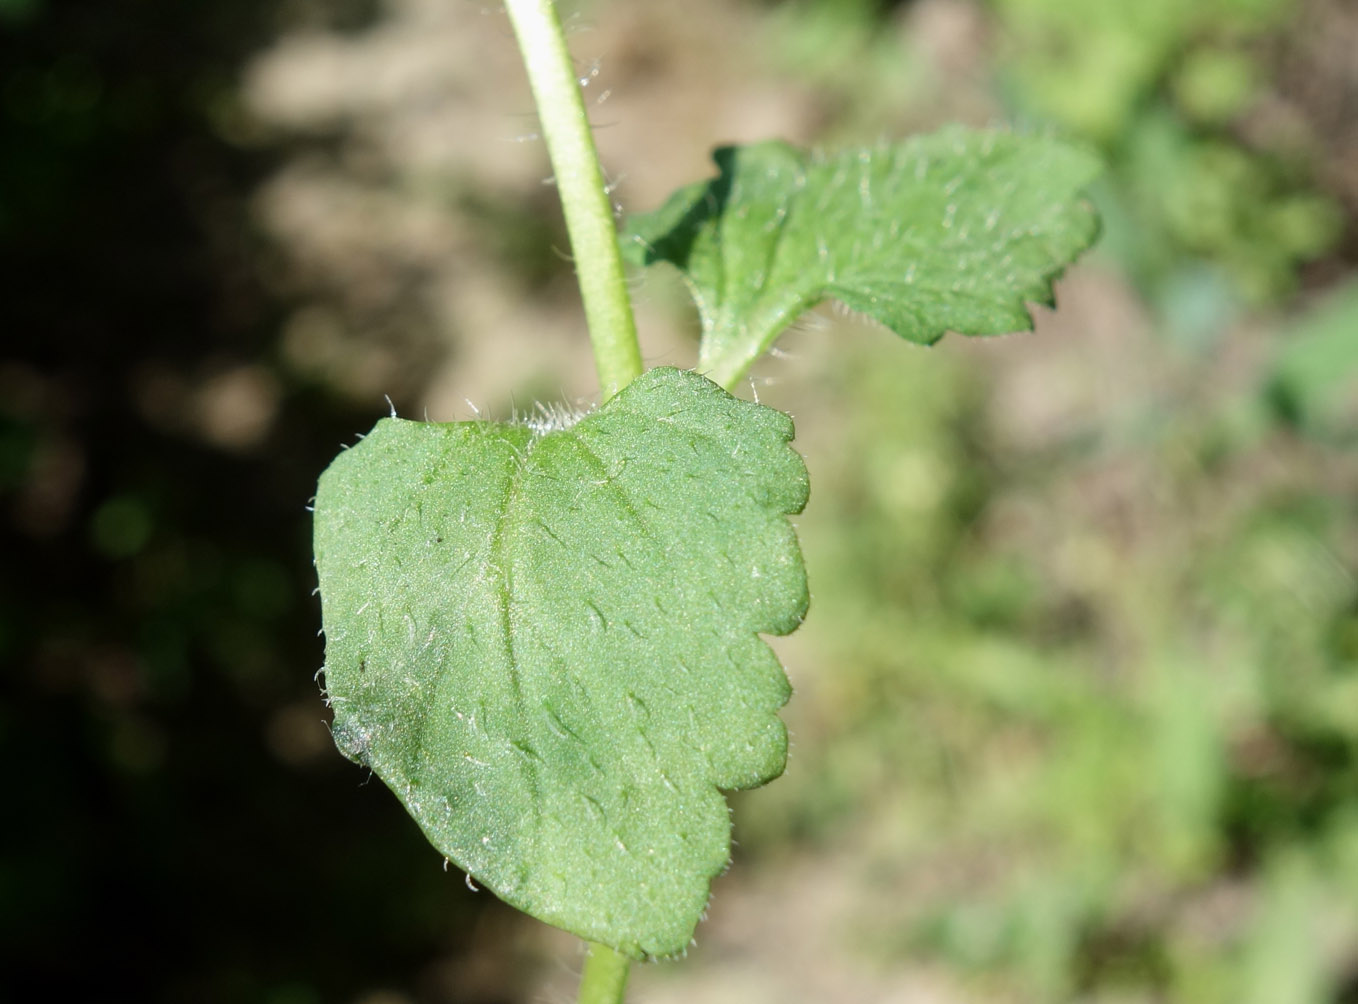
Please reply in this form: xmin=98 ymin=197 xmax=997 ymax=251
xmin=1266 ymin=279 xmax=1358 ymax=440
xmin=621 ymin=127 xmax=1101 ymax=386
xmin=313 ymin=367 xmax=808 ymax=959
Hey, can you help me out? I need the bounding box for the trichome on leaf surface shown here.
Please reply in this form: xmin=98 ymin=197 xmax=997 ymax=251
xmin=312 ymin=0 xmax=1100 ymax=991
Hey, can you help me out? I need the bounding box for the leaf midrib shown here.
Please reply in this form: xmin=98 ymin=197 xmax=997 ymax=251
xmin=487 ymin=439 xmax=543 ymax=882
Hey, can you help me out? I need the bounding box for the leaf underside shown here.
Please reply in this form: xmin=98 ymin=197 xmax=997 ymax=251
xmin=314 ymin=367 xmax=808 ymax=959
xmin=620 ymin=126 xmax=1102 ymax=381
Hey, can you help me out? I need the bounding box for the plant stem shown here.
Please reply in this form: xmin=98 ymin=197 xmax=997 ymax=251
xmin=503 ymin=0 xmax=643 ymax=401
xmin=577 ymin=942 xmax=631 ymax=1004
xmin=502 ymin=4 xmax=636 ymax=991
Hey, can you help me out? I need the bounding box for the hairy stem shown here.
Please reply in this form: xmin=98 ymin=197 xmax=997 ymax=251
xmin=503 ymin=0 xmax=643 ymax=401
xmin=577 ymin=942 xmax=631 ymax=1004
xmin=502 ymin=2 xmax=636 ymax=994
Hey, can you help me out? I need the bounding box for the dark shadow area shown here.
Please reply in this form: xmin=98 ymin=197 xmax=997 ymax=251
xmin=0 ymin=3 xmax=520 ymax=1001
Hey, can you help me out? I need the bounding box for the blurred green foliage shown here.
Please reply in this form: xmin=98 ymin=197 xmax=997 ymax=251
xmin=729 ymin=18 xmax=1358 ymax=995
xmin=990 ymin=0 xmax=1343 ymax=319
xmin=740 ymin=324 xmax=1358 ymax=1000
xmin=1268 ymin=282 xmax=1358 ymax=441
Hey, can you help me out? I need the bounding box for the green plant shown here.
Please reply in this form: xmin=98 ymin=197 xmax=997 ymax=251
xmin=989 ymin=0 xmax=1341 ymax=316
xmin=311 ymin=2 xmax=1098 ymax=1000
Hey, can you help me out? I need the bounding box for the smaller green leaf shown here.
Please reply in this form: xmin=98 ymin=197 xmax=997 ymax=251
xmin=621 ymin=127 xmax=1101 ymax=387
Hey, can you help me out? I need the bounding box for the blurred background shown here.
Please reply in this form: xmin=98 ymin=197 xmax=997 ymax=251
xmin=3 ymin=0 xmax=1357 ymax=1001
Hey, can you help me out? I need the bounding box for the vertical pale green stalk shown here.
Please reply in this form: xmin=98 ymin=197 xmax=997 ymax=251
xmin=502 ymin=2 xmax=637 ymax=999
xmin=577 ymin=942 xmax=631 ymax=1004
xmin=503 ymin=0 xmax=643 ymax=401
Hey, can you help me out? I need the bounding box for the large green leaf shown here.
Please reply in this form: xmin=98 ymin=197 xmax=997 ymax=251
xmin=313 ymin=367 xmax=808 ymax=958
xmin=621 ymin=127 xmax=1101 ymax=386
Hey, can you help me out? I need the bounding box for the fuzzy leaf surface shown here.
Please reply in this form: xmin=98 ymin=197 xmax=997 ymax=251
xmin=313 ymin=367 xmax=808 ymax=958
xmin=621 ymin=127 xmax=1101 ymax=385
